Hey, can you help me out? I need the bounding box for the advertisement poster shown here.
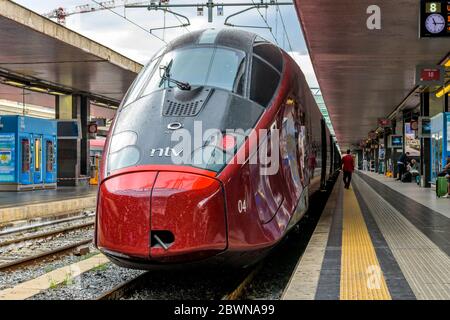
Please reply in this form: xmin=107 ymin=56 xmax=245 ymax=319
xmin=379 ymin=147 xmax=385 ymax=160
xmin=405 ymin=123 xmax=420 ymax=156
xmin=447 ymin=117 xmax=450 ymax=153
xmin=0 ymin=134 xmax=15 ymax=182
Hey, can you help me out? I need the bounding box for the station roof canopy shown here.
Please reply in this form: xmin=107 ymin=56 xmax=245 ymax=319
xmin=294 ymin=0 xmax=450 ymax=150
xmin=0 ymin=0 xmax=142 ymax=104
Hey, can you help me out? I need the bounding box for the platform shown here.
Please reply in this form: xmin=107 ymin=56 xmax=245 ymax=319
xmin=0 ymin=186 xmax=97 ymax=225
xmin=358 ymin=171 xmax=450 ymax=219
xmin=283 ymin=171 xmax=450 ymax=300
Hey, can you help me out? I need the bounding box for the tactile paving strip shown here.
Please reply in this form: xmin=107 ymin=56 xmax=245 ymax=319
xmin=353 ymin=174 xmax=450 ymax=300
xmin=340 ymin=186 xmax=390 ymax=300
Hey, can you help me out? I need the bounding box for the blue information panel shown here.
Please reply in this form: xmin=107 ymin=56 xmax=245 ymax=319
xmin=0 ymin=133 xmax=16 ymax=182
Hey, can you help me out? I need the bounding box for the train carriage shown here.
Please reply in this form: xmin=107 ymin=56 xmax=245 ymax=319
xmin=95 ymin=29 xmax=340 ymax=269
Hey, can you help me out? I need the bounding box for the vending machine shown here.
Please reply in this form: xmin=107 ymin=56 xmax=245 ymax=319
xmin=0 ymin=116 xmax=57 ymax=191
xmin=430 ymin=112 xmax=450 ymax=184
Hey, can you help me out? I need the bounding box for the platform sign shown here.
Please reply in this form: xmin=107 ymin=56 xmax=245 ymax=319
xmin=0 ymin=134 xmax=15 ymax=182
xmin=420 ymin=1 xmax=450 ymax=37
xmin=419 ymin=116 xmax=431 ymax=137
xmin=388 ymin=135 xmax=403 ymax=148
xmin=415 ymin=65 xmax=445 ymax=86
xmin=378 ymin=118 xmax=391 ymax=127
xmin=368 ymin=131 xmax=377 ymax=140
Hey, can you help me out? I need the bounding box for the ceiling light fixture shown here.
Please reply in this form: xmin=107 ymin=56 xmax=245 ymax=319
xmin=436 ymin=84 xmax=450 ymax=98
xmin=3 ymin=80 xmax=27 ymax=87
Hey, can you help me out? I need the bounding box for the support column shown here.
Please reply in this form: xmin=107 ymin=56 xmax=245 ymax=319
xmin=374 ymin=145 xmax=379 ymax=173
xmin=391 ymin=119 xmax=399 ymax=178
xmin=56 ymin=95 xmax=90 ymax=187
xmin=80 ymin=95 xmax=90 ymax=180
xmin=420 ymin=92 xmax=431 ymax=188
xmin=445 ymin=93 xmax=449 ymax=112
xmin=384 ymin=128 xmax=390 ymax=176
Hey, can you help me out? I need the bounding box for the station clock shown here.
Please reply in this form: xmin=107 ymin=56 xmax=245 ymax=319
xmin=420 ymin=0 xmax=450 ymax=37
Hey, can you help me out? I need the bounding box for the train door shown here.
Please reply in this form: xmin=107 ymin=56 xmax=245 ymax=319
xmin=32 ymin=135 xmax=43 ymax=185
xmin=19 ymin=135 xmax=32 ymax=185
xmin=44 ymin=136 xmax=56 ymax=184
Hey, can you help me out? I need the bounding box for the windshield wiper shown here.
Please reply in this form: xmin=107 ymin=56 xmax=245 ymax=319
xmin=159 ymin=64 xmax=191 ymax=91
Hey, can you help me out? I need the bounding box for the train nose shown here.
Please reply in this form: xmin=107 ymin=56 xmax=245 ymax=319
xmin=96 ymin=171 xmax=157 ymax=258
xmin=149 ymin=172 xmax=227 ymax=262
xmin=96 ymin=170 xmax=227 ymax=263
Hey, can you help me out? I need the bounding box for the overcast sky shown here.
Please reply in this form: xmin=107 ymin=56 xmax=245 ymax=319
xmin=14 ymin=0 xmax=318 ymax=87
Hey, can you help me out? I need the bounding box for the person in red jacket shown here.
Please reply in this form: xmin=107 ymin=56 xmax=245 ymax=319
xmin=342 ymin=149 xmax=355 ymax=189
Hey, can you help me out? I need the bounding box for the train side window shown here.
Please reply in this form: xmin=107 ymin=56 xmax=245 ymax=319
xmin=21 ymin=139 xmax=30 ymax=173
xmin=250 ymin=56 xmax=280 ymax=107
xmin=46 ymin=141 xmax=54 ymax=172
xmin=253 ymin=43 xmax=283 ymax=73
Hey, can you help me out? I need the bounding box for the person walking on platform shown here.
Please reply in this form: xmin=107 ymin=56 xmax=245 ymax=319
xmin=342 ymin=149 xmax=354 ymax=189
xmin=397 ymin=151 xmax=410 ymax=181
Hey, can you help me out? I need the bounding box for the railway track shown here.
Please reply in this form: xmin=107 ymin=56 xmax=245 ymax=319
xmin=0 ymin=211 xmax=95 ymax=237
xmin=0 ymin=220 xmax=94 ymax=271
xmin=0 ymin=222 xmax=94 ymax=247
xmin=221 ymin=264 xmax=262 ymax=300
xmin=0 ymin=239 xmax=93 ymax=271
xmin=97 ymin=272 xmax=149 ymax=300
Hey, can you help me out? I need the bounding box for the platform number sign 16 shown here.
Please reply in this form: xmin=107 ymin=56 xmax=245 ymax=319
xmin=238 ymin=199 xmax=247 ymax=213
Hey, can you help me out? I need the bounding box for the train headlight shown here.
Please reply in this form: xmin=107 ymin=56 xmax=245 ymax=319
xmin=107 ymin=131 xmax=140 ymax=174
xmin=109 ymin=131 xmax=137 ymax=153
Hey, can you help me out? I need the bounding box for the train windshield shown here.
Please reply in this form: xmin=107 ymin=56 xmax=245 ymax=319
xmin=123 ymin=47 xmax=247 ymax=107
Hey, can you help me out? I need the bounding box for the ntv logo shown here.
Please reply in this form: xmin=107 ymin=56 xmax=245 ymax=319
xmin=367 ymin=5 xmax=381 ymax=30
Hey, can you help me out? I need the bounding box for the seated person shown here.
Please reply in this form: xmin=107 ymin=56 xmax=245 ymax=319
xmin=409 ymin=159 xmax=420 ymax=176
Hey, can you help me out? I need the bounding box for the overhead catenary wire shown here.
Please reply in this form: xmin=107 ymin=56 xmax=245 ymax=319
xmin=171 ymin=10 xmax=191 ymax=33
xmin=275 ymin=0 xmax=293 ymax=51
xmin=90 ymin=0 xmax=168 ymax=44
xmin=250 ymin=0 xmax=279 ymax=45
xmin=275 ymin=4 xmax=279 ymax=41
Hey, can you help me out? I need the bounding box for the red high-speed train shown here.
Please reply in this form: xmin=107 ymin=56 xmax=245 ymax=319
xmin=95 ymin=29 xmax=340 ymax=269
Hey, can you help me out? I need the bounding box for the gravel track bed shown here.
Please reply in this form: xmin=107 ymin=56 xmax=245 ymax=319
xmin=125 ymin=269 xmax=244 ymax=300
xmin=0 ymin=227 xmax=94 ymax=264
xmin=0 ymin=244 xmax=98 ymax=291
xmin=29 ymin=264 xmax=245 ymax=300
xmin=29 ymin=263 xmax=144 ymax=300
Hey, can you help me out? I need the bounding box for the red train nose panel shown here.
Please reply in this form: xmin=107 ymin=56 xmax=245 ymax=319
xmin=97 ymin=172 xmax=157 ymax=258
xmin=150 ymin=172 xmax=226 ymax=261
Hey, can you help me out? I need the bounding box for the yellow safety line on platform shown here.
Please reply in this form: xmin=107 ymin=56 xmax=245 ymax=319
xmin=0 ymin=254 xmax=109 ymax=300
xmin=340 ymin=186 xmax=391 ymax=300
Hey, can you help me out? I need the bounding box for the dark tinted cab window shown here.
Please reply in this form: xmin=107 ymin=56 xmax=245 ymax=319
xmin=250 ymin=56 xmax=280 ymax=107
xmin=253 ymin=43 xmax=283 ymax=72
